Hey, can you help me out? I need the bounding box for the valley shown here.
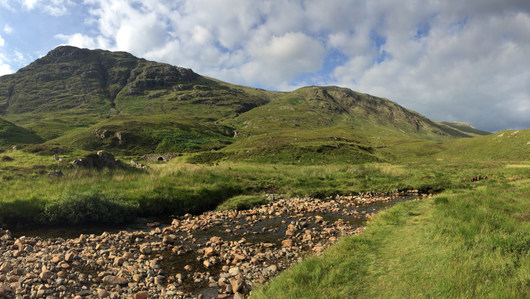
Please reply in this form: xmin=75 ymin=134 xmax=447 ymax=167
xmin=0 ymin=46 xmax=528 ymax=298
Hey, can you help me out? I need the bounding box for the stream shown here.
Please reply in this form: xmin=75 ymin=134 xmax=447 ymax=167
xmin=0 ymin=194 xmax=425 ymax=298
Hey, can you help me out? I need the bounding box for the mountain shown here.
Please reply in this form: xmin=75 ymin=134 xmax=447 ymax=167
xmin=442 ymin=121 xmax=490 ymax=136
xmin=0 ymin=117 xmax=43 ymax=146
xmin=0 ymin=46 xmax=485 ymax=161
xmin=0 ymin=46 xmax=274 ymax=141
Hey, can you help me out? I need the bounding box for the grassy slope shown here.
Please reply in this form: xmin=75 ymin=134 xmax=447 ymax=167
xmin=0 ymin=117 xmax=43 ymax=146
xmin=252 ymin=179 xmax=530 ymax=298
xmin=437 ymin=129 xmax=530 ymax=161
xmin=442 ymin=121 xmax=491 ymax=136
xmin=50 ymin=114 xmax=235 ymax=155
xmin=1 ymin=45 xmax=478 ymax=160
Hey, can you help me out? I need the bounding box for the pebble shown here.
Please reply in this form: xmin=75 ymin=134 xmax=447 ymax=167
xmin=0 ymin=193 xmax=422 ymax=298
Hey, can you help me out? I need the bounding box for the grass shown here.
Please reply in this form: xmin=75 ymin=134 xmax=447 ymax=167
xmin=216 ymin=195 xmax=268 ymax=211
xmin=251 ymin=179 xmax=530 ymax=298
xmin=0 ymin=117 xmax=44 ymax=146
xmin=1 ymin=147 xmax=528 ymax=226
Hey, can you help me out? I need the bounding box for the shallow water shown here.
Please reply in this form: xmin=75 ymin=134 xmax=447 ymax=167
xmin=8 ymin=195 xmax=420 ymax=298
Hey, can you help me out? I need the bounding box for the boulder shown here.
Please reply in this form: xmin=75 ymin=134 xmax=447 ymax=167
xmin=47 ymin=170 xmax=63 ymax=178
xmin=71 ymin=151 xmax=122 ymax=169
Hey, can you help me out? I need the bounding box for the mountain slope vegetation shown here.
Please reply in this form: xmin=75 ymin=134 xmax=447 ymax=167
xmin=0 ymin=117 xmax=43 ymax=146
xmin=0 ymin=46 xmax=497 ymax=162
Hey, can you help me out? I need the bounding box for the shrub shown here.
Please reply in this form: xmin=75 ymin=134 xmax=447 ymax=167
xmin=44 ymin=190 xmax=136 ymax=225
xmin=216 ymin=195 xmax=268 ymax=211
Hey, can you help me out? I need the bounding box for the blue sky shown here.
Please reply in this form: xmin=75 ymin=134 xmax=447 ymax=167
xmin=1 ymin=0 xmax=530 ymax=132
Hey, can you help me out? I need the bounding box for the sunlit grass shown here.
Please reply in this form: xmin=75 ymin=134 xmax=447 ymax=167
xmin=252 ymin=181 xmax=530 ymax=298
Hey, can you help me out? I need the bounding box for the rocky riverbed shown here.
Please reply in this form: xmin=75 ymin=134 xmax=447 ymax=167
xmin=0 ymin=193 xmax=428 ymax=298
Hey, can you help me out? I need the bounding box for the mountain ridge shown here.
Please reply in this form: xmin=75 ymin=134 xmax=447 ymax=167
xmin=0 ymin=46 xmax=490 ymax=161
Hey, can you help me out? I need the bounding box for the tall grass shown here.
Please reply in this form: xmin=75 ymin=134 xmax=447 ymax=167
xmin=251 ymin=181 xmax=530 ymax=298
xmin=1 ymin=150 xmax=529 ymax=226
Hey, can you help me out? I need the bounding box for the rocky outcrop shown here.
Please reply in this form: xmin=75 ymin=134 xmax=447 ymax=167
xmin=71 ymin=151 xmax=122 ymax=169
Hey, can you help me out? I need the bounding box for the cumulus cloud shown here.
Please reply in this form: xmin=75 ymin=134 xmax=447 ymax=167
xmin=329 ymin=1 xmax=530 ymax=132
xmin=16 ymin=0 xmax=73 ymax=16
xmin=8 ymin=0 xmax=530 ymax=131
xmin=0 ymin=52 xmax=13 ymax=76
xmin=3 ymin=24 xmax=13 ymax=34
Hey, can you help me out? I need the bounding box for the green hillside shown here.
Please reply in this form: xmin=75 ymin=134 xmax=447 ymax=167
xmin=0 ymin=117 xmax=43 ymax=146
xmin=0 ymin=46 xmax=275 ymax=140
xmin=437 ymin=129 xmax=530 ymax=161
xmin=0 ymin=46 xmax=496 ymax=162
xmin=52 ymin=114 xmax=234 ymax=155
xmin=442 ymin=121 xmax=490 ymax=136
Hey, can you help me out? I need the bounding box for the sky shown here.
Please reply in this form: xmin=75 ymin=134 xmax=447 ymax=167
xmin=1 ymin=1 xmax=530 ymax=132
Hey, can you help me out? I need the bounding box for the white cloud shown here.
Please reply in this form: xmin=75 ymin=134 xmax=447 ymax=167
xmin=55 ymin=33 xmax=111 ymax=49
xmin=3 ymin=24 xmax=13 ymax=34
xmin=22 ymin=0 xmax=530 ymax=130
xmin=18 ymin=0 xmax=73 ymax=16
xmin=0 ymin=52 xmax=13 ymax=76
xmin=239 ymin=32 xmax=326 ymax=87
xmin=0 ymin=35 xmax=4 ymax=47
xmin=327 ymin=0 xmax=530 ymax=132
xmin=22 ymin=0 xmax=39 ymax=9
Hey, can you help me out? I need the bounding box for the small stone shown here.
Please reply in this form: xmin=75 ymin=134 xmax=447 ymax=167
xmin=97 ymin=288 xmax=109 ymax=298
xmin=210 ymin=236 xmax=222 ymax=244
xmin=102 ymin=275 xmax=128 ymax=285
xmin=134 ymin=291 xmax=150 ymax=299
xmin=39 ymin=270 xmax=53 ymax=281
xmin=7 ymin=275 xmax=19 ymax=283
xmin=65 ymin=252 xmax=75 ymax=262
xmin=0 ymin=263 xmax=13 ymax=273
xmin=228 ymin=267 xmax=241 ymax=276
xmin=52 ymin=256 xmax=61 ymax=263
xmin=0 ymin=283 xmax=12 ymax=296
xmin=140 ymin=245 xmax=152 ymax=254
xmin=233 ymin=292 xmax=245 ymax=299
xmin=203 ymin=247 xmax=215 ymax=257
xmin=282 ymin=239 xmax=294 ymax=247
xmin=203 ymin=260 xmax=212 ymax=268
xmin=229 ymin=278 xmax=243 ymax=292
xmin=114 ymin=256 xmax=126 ymax=266
xmin=266 ymin=264 xmax=278 ymax=274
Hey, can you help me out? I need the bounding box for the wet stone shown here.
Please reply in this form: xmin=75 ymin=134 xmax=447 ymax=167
xmin=1 ymin=193 xmax=421 ymax=298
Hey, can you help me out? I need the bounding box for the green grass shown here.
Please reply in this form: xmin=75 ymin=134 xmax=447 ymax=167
xmin=50 ymin=114 xmax=234 ymax=155
xmin=216 ymin=195 xmax=268 ymax=211
xmin=1 ymin=147 xmax=528 ymax=226
xmin=0 ymin=117 xmax=44 ymax=146
xmin=252 ymin=180 xmax=530 ymax=298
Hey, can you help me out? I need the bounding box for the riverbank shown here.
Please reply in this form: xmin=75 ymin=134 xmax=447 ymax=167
xmin=2 ymin=156 xmax=514 ymax=228
xmin=0 ymin=194 xmax=422 ymax=298
xmin=251 ymin=180 xmax=530 ymax=299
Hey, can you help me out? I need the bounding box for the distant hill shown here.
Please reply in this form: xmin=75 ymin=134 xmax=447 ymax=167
xmin=438 ymin=129 xmax=530 ymax=161
xmin=0 ymin=117 xmax=43 ymax=146
xmin=442 ymin=121 xmax=490 ymax=136
xmin=0 ymin=46 xmax=491 ymax=161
